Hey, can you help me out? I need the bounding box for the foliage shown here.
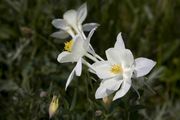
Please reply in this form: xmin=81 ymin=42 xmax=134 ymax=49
xmin=0 ymin=0 xmax=180 ymax=119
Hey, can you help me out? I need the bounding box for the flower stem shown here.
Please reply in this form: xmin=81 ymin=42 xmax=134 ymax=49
xmin=82 ymin=59 xmax=95 ymax=72
xmin=85 ymin=53 xmax=99 ymax=62
xmin=131 ymin=85 xmax=140 ymax=99
xmin=94 ymin=53 xmax=104 ymax=61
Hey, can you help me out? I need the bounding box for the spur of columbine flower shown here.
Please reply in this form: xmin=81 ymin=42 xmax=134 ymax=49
xmin=57 ymin=28 xmax=98 ymax=90
xmin=51 ymin=3 xmax=99 ymax=39
xmin=91 ymin=33 xmax=156 ymax=101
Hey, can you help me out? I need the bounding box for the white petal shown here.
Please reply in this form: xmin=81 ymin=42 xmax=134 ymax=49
xmin=86 ymin=28 xmax=97 ymax=55
xmin=52 ymin=19 xmax=69 ymax=30
xmin=60 ymin=53 xmax=79 ymax=63
xmin=114 ymin=32 xmax=125 ymax=49
xmin=60 ymin=37 xmax=85 ymax=63
xmin=50 ymin=31 xmax=69 ymax=39
xmin=57 ymin=51 xmax=70 ymax=63
xmin=82 ymin=23 xmax=100 ymax=31
xmin=72 ymin=36 xmax=86 ymax=56
xmin=123 ymin=68 xmax=134 ymax=79
xmin=105 ymin=48 xmax=122 ymax=64
xmin=83 ymin=27 xmax=97 ymax=50
xmin=63 ymin=10 xmax=77 ymax=29
xmin=134 ymin=57 xmax=156 ymax=77
xmin=91 ymin=61 xmax=116 ymax=79
xmin=95 ymin=78 xmax=123 ymax=99
xmin=113 ymin=79 xmax=131 ymax=101
xmin=75 ymin=58 xmax=82 ymax=76
xmin=65 ymin=68 xmax=75 ymax=90
xmin=106 ymin=48 xmax=134 ymax=68
xmin=87 ymin=27 xmax=96 ymax=43
xmin=77 ymin=3 xmax=87 ymax=24
xmin=65 ymin=58 xmax=83 ymax=90
xmin=87 ymin=44 xmax=96 ymax=55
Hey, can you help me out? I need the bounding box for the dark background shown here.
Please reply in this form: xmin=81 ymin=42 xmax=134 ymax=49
xmin=0 ymin=0 xmax=180 ymax=119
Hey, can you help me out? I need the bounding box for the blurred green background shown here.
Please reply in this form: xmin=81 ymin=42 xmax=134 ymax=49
xmin=0 ymin=0 xmax=180 ymax=119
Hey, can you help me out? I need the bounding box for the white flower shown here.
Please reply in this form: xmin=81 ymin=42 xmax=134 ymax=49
xmin=51 ymin=3 xmax=99 ymax=39
xmin=92 ymin=33 xmax=156 ymax=101
xmin=57 ymin=28 xmax=96 ymax=90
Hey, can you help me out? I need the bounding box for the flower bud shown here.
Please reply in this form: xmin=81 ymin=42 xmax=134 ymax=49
xmin=49 ymin=96 xmax=59 ymax=119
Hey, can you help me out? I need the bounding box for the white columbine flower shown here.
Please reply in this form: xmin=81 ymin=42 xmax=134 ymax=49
xmin=92 ymin=33 xmax=156 ymax=101
xmin=57 ymin=28 xmax=97 ymax=90
xmin=51 ymin=3 xmax=99 ymax=39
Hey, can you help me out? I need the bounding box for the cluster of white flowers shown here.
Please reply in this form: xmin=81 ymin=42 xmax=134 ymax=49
xmin=51 ymin=3 xmax=156 ymax=101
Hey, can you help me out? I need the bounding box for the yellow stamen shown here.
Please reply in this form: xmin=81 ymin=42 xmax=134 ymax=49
xmin=111 ymin=64 xmax=123 ymax=74
xmin=64 ymin=40 xmax=74 ymax=52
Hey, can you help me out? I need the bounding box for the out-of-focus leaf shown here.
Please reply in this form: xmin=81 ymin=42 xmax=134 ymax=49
xmin=0 ymin=80 xmax=19 ymax=91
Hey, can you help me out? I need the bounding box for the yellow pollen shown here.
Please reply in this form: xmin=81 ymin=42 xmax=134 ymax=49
xmin=111 ymin=64 xmax=123 ymax=74
xmin=64 ymin=40 xmax=74 ymax=52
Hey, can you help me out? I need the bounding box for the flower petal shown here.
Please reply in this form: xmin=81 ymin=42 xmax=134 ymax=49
xmin=63 ymin=10 xmax=77 ymax=29
xmin=71 ymin=36 xmax=85 ymax=56
xmin=60 ymin=53 xmax=79 ymax=63
xmin=77 ymin=3 xmax=87 ymax=24
xmin=91 ymin=61 xmax=117 ymax=79
xmin=87 ymin=44 xmax=96 ymax=55
xmin=60 ymin=36 xmax=86 ymax=63
xmin=95 ymin=78 xmax=123 ymax=99
xmin=52 ymin=19 xmax=69 ymax=30
xmin=82 ymin=23 xmax=100 ymax=31
xmin=123 ymin=68 xmax=134 ymax=79
xmin=134 ymin=57 xmax=156 ymax=77
xmin=50 ymin=31 xmax=69 ymax=39
xmin=106 ymin=48 xmax=134 ymax=68
xmin=83 ymin=27 xmax=97 ymax=50
xmin=114 ymin=32 xmax=125 ymax=49
xmin=113 ymin=79 xmax=131 ymax=101
xmin=86 ymin=27 xmax=97 ymax=55
xmin=65 ymin=68 xmax=75 ymax=90
xmin=57 ymin=51 xmax=70 ymax=63
xmin=75 ymin=58 xmax=82 ymax=76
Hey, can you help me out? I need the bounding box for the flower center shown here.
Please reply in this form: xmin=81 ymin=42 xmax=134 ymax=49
xmin=111 ymin=64 xmax=123 ymax=74
xmin=64 ymin=40 xmax=74 ymax=52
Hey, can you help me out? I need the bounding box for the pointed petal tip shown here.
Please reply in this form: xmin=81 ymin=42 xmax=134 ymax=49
xmin=153 ymin=60 xmax=157 ymax=66
xmin=65 ymin=86 xmax=68 ymax=91
xmin=82 ymin=2 xmax=87 ymax=7
xmin=112 ymin=95 xmax=121 ymax=101
xmin=112 ymin=97 xmax=117 ymax=101
xmin=114 ymin=32 xmax=125 ymax=49
xmin=112 ymin=94 xmax=122 ymax=101
xmin=78 ymin=3 xmax=87 ymax=11
xmin=77 ymin=2 xmax=87 ymax=24
xmin=118 ymin=32 xmax=122 ymax=36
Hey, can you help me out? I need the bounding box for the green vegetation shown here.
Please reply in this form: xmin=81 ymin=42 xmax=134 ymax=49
xmin=0 ymin=0 xmax=180 ymax=119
